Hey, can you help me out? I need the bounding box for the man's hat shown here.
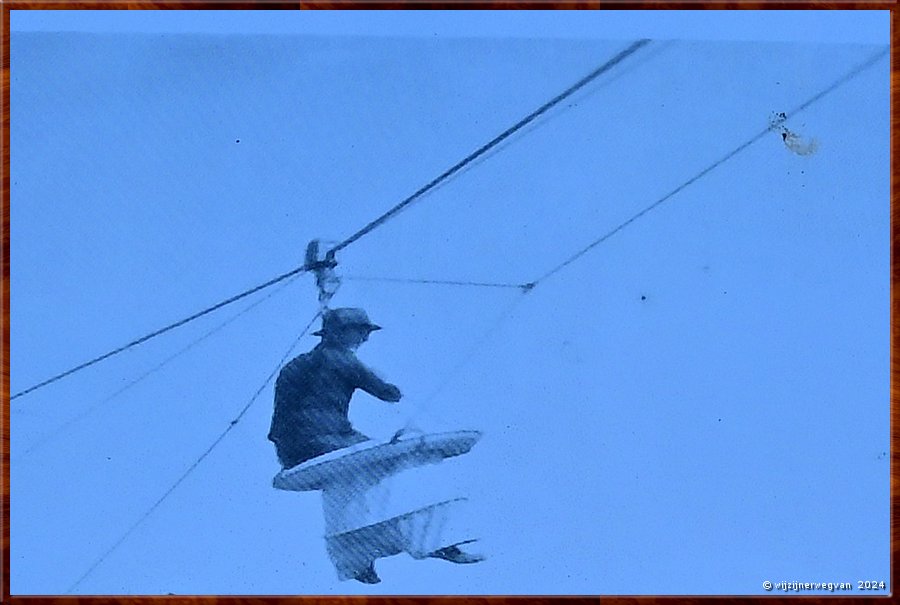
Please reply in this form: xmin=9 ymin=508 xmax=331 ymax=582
xmin=313 ymin=307 xmax=382 ymax=337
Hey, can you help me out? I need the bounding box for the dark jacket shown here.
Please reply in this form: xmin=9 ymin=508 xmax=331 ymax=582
xmin=268 ymin=342 xmax=400 ymax=468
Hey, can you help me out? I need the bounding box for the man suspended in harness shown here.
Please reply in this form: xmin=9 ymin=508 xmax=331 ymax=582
xmin=269 ymin=307 xmax=483 ymax=584
xmin=268 ymin=307 xmax=400 ymax=468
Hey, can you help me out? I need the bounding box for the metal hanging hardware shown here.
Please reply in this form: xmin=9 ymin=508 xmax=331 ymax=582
xmin=305 ymin=240 xmax=340 ymax=309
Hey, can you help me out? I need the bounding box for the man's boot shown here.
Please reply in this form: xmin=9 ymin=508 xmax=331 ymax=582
xmin=353 ymin=562 xmax=381 ymax=584
xmin=428 ymin=541 xmax=485 ymax=564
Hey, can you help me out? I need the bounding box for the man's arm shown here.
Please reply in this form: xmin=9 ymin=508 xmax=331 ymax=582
xmin=328 ymin=349 xmax=402 ymax=402
xmin=356 ymin=363 xmax=402 ymax=402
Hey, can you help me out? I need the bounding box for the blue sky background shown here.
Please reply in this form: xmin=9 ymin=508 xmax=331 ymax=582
xmin=9 ymin=10 xmax=889 ymax=596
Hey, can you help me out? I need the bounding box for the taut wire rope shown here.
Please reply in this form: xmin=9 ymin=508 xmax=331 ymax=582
xmin=14 ymin=39 xmax=651 ymax=402
xmin=65 ymin=308 xmax=323 ymax=594
xmin=55 ymin=43 xmax=886 ymax=592
xmin=15 ymin=274 xmax=305 ymax=459
xmin=326 ymin=39 xmax=652 ymax=256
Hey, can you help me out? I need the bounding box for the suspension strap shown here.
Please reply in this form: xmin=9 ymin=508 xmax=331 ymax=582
xmin=305 ymin=239 xmax=341 ymax=311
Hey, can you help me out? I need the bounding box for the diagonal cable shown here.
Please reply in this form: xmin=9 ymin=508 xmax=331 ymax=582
xmin=528 ymin=47 xmax=888 ymax=288
xmin=56 ymin=43 xmax=885 ymax=594
xmin=327 ymin=39 xmax=651 ymax=256
xmin=15 ymin=274 xmax=304 ymax=460
xmin=14 ymin=41 xmax=650 ymax=403
xmin=332 ymin=47 xmax=886 ymax=297
xmin=65 ymin=309 xmax=322 ymax=594
xmin=12 ymin=264 xmax=311 ymax=401
xmin=404 ymin=289 xmax=530 ymax=431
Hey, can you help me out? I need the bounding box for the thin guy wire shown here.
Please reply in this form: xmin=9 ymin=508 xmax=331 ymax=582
xmin=404 ymin=290 xmax=530 ymax=431
xmin=530 ymin=47 xmax=889 ymax=288
xmin=345 ymin=275 xmax=529 ymax=290
xmin=15 ymin=274 xmax=304 ymax=460
xmin=327 ymin=39 xmax=651 ymax=256
xmin=14 ymin=40 xmax=650 ymax=403
xmin=60 ymin=45 xmax=885 ymax=591
xmin=59 ymin=38 xmax=643 ymax=591
xmin=66 ymin=309 xmax=323 ymax=594
xmin=12 ymin=264 xmax=311 ymax=401
xmin=343 ymin=47 xmax=886 ymax=296
xmin=380 ymin=47 xmax=890 ymax=434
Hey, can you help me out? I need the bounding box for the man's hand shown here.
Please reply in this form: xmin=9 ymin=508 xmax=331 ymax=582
xmin=385 ymin=384 xmax=402 ymax=402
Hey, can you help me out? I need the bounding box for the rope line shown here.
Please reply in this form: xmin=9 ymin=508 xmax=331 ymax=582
xmin=50 ymin=44 xmax=888 ymax=594
xmin=342 ymin=48 xmax=887 ymax=296
xmin=14 ymin=41 xmax=650 ymax=403
xmin=65 ymin=309 xmax=322 ymax=594
xmin=345 ymin=275 xmax=529 ymax=290
xmin=528 ymin=47 xmax=888 ymax=288
xmin=12 ymin=264 xmax=311 ymax=401
xmin=404 ymin=290 xmax=530 ymax=432
xmin=327 ymin=39 xmax=651 ymax=255
xmin=15 ymin=274 xmax=304 ymax=460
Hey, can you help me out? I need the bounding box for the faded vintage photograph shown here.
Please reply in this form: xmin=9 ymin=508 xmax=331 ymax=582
xmin=8 ymin=10 xmax=889 ymax=596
